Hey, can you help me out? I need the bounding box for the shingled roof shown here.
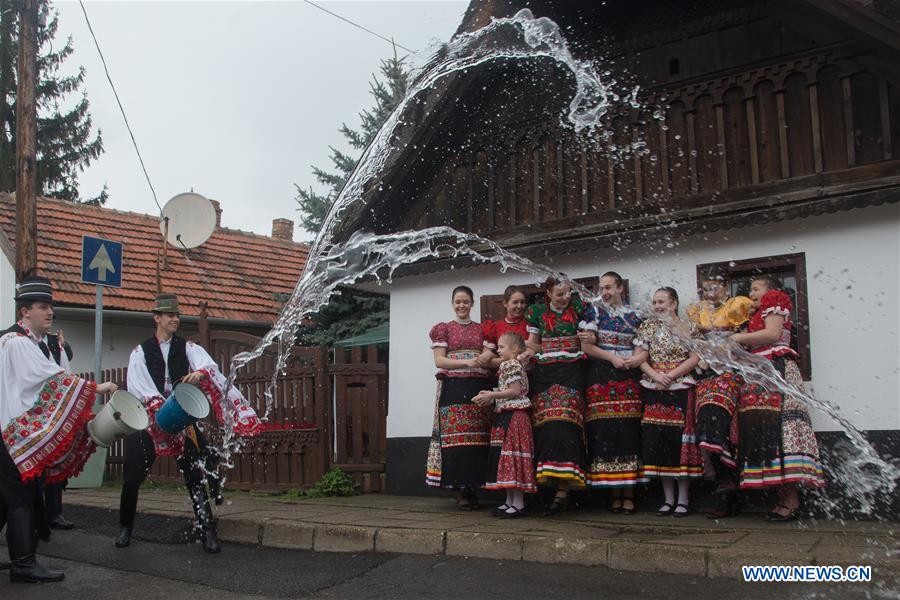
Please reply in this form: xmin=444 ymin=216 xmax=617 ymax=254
xmin=0 ymin=194 xmax=308 ymax=324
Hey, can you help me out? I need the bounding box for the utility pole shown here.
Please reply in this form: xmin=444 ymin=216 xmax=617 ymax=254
xmin=15 ymin=0 xmax=38 ymax=282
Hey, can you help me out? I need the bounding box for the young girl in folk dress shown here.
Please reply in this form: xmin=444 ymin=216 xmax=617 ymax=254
xmin=473 ymin=332 xmax=537 ymax=518
xmin=522 ymin=278 xmax=587 ymax=514
xmin=426 ymin=286 xmax=494 ymax=510
xmin=731 ymin=275 xmax=825 ymax=521
xmin=578 ymin=272 xmax=644 ymax=514
xmin=631 ymin=288 xmax=703 ymax=516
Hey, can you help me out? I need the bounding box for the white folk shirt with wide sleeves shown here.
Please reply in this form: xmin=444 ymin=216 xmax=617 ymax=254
xmin=126 ymin=339 xmax=217 ymax=404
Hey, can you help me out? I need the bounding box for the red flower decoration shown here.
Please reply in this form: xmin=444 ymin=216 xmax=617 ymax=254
xmin=21 ymin=430 xmax=29 ymax=437
xmin=41 ymin=393 xmax=50 ymax=401
xmin=49 ymin=381 xmax=58 ymax=390
xmin=63 ymin=378 xmax=72 ymax=386
xmin=55 ymin=393 xmax=63 ymax=400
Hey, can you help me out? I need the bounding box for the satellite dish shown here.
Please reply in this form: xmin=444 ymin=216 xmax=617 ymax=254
xmin=159 ymin=192 xmax=216 ymax=249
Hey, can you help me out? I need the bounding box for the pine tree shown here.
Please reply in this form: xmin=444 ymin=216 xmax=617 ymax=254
xmin=0 ymin=0 xmax=106 ymax=204
xmin=293 ymin=47 xmax=410 ymax=346
xmin=295 ymin=47 xmax=409 ymax=233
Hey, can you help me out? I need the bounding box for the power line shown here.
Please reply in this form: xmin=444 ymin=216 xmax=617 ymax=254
xmin=302 ymin=0 xmax=415 ymax=54
xmin=78 ymin=0 xmax=162 ymax=214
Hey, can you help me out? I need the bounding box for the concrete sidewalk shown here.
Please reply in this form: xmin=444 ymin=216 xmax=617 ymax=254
xmin=64 ymin=487 xmax=900 ymax=582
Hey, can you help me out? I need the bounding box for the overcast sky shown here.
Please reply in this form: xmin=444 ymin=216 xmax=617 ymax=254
xmin=53 ymin=1 xmax=467 ymax=239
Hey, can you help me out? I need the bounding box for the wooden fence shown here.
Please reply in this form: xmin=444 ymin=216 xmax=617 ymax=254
xmin=81 ymin=334 xmax=386 ymax=492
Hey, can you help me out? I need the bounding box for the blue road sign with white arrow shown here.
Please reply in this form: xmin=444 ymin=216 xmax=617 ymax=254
xmin=81 ymin=236 xmax=123 ymax=288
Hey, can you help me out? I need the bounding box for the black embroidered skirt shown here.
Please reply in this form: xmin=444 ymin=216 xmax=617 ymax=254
xmin=529 ymin=361 xmax=586 ymax=487
xmin=583 ymin=360 xmax=643 ymax=487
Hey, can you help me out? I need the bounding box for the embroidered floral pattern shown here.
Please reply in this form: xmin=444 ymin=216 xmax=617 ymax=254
xmin=585 ymin=380 xmax=642 ymax=421
xmin=532 ymin=384 xmax=584 ymax=427
xmin=429 ymin=321 xmax=490 ymax=378
xmin=641 ymin=402 xmax=686 ymax=427
xmin=525 ymin=297 xmax=586 ymax=364
xmin=439 ymin=404 xmax=491 ymax=447
xmin=695 ymin=372 xmax=743 ymax=414
xmin=495 ymin=360 xmax=531 ymax=411
xmin=579 ymin=304 xmax=642 ymax=356
xmin=747 ymin=290 xmax=797 ymax=359
xmin=633 ymin=318 xmax=700 ymax=390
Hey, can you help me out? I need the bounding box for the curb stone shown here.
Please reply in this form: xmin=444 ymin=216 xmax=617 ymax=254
xmin=261 ymin=519 xmax=317 ymax=550
xmin=608 ymin=541 xmax=707 ymax=576
xmin=375 ymin=528 xmax=445 ymax=555
xmin=445 ymin=531 xmax=523 ymax=560
xmin=522 ymin=536 xmax=609 ymax=567
xmin=314 ymin=525 xmax=376 ymax=553
xmin=217 ymin=516 xmax=265 ymax=545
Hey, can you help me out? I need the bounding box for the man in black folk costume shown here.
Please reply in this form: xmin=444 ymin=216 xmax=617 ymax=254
xmin=116 ymin=294 xmax=261 ymax=553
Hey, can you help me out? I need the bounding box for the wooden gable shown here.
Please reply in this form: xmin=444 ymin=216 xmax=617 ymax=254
xmin=336 ymin=0 xmax=900 ymax=256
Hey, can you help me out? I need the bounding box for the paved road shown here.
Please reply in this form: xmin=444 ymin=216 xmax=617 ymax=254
xmin=0 ymin=509 xmax=891 ymax=599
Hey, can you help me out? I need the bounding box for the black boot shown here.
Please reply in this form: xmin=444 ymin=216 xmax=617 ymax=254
xmin=7 ymin=507 xmax=65 ymax=583
xmin=0 ymin=562 xmax=9 ymax=571
xmin=115 ymin=525 xmax=132 ymax=548
xmin=202 ymin=526 xmax=221 ymax=554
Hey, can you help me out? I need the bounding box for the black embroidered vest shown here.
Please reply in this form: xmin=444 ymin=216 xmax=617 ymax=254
xmin=141 ymin=335 xmax=190 ymax=396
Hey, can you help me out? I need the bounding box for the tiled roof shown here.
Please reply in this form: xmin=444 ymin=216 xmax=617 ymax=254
xmin=0 ymin=194 xmax=308 ymax=324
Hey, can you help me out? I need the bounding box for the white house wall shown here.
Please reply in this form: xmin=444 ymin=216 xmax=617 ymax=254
xmin=388 ymin=204 xmax=900 ymax=439
xmin=57 ymin=318 xmax=152 ymax=376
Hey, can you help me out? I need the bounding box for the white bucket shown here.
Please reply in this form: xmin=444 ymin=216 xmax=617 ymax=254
xmin=87 ymin=390 xmax=150 ymax=448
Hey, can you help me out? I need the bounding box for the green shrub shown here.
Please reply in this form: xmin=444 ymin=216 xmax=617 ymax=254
xmin=296 ymin=468 xmax=359 ymax=499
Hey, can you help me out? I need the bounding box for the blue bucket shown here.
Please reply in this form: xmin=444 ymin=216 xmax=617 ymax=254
xmin=155 ymin=383 xmax=210 ymax=434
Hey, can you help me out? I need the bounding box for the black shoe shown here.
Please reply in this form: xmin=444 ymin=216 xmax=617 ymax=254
xmin=49 ymin=515 xmax=75 ymax=530
xmin=115 ymin=526 xmax=132 ymax=548
xmin=0 ymin=562 xmax=9 ymax=571
xmin=202 ymin=529 xmax=221 ymax=554
xmin=497 ymin=506 xmax=527 ymax=519
xmin=656 ymin=502 xmax=675 ymax=516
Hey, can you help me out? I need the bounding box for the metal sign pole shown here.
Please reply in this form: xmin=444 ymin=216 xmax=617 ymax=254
xmin=94 ymin=285 xmax=103 ymax=406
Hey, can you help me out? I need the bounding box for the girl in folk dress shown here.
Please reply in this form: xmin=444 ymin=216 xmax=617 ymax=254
xmin=686 ymin=269 xmax=754 ymax=518
xmin=631 ymin=288 xmax=703 ymax=516
xmin=578 ymin=272 xmax=644 ymax=514
xmin=731 ymin=275 xmax=825 ymax=521
xmin=425 ymin=286 xmax=493 ymax=510
xmin=473 ymin=332 xmax=537 ymax=518
xmin=522 ymin=278 xmax=587 ymax=514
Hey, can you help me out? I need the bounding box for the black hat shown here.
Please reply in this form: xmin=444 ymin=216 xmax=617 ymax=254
xmin=15 ymin=276 xmax=53 ymax=303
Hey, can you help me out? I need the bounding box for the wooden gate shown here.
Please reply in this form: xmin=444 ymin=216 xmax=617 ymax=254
xmin=93 ymin=332 xmax=387 ymax=492
xmin=331 ymin=344 xmax=388 ymax=492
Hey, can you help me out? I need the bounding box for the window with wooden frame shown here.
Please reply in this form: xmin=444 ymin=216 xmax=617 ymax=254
xmin=695 ymin=253 xmax=811 ymax=380
xmin=480 ymin=276 xmax=623 ymax=322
